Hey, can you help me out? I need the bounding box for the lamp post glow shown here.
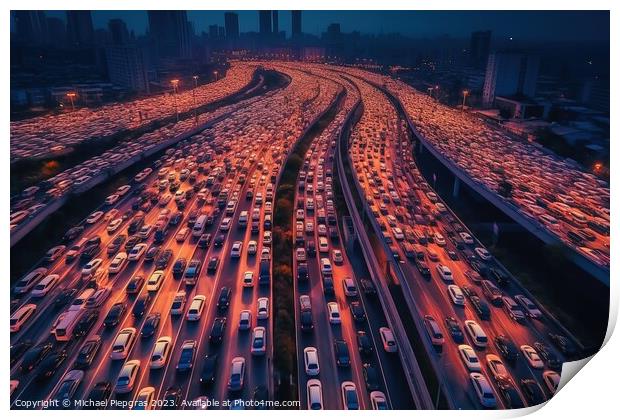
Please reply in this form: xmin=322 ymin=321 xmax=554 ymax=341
xmin=171 ymin=79 xmax=179 ymax=122
xmin=461 ymin=90 xmax=469 ymax=110
xmin=66 ymin=92 xmax=76 ymax=111
xmin=213 ymin=70 xmax=219 ymax=81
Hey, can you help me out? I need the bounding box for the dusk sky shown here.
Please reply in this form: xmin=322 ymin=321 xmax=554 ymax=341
xmin=32 ymin=10 xmax=609 ymax=41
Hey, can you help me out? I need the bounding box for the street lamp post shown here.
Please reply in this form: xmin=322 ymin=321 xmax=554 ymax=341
xmin=171 ymin=79 xmax=179 ymax=122
xmin=192 ymin=75 xmax=198 ymax=125
xmin=66 ymin=92 xmax=76 ymax=111
xmin=213 ymin=70 xmax=219 ymax=81
xmin=461 ymin=90 xmax=469 ymax=111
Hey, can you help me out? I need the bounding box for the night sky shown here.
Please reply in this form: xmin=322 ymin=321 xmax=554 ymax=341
xmin=33 ymin=10 xmax=609 ymax=41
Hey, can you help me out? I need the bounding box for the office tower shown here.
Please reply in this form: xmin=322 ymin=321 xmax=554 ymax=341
xmin=46 ymin=17 xmax=66 ymax=47
xmin=483 ymin=52 xmax=540 ymax=106
xmin=259 ymin=11 xmax=272 ymax=36
xmin=224 ymin=12 xmax=239 ymax=39
xmin=108 ymin=19 xmax=130 ymax=45
xmin=66 ymin=10 xmax=94 ymax=47
xmin=470 ymin=30 xmax=491 ymax=68
xmin=292 ymin=11 xmax=302 ymax=38
xmin=272 ymin=11 xmax=279 ymax=34
xmin=147 ymin=11 xmax=191 ymax=59
xmin=209 ymin=24 xmax=219 ymax=39
xmin=106 ymin=44 xmax=149 ymax=92
xmin=13 ymin=11 xmax=47 ymax=45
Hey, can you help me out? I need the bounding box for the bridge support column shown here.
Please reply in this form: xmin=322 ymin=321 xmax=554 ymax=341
xmin=452 ymin=177 xmax=461 ymax=198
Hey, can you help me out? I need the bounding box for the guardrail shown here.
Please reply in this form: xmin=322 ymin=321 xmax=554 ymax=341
xmin=335 ymin=94 xmax=436 ymax=410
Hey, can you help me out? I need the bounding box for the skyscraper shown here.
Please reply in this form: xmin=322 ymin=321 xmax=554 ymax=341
xmin=46 ymin=17 xmax=66 ymax=47
xmin=13 ymin=11 xmax=47 ymax=45
xmin=147 ymin=11 xmax=191 ymax=59
xmin=108 ymin=19 xmax=129 ymax=45
xmin=482 ymin=52 xmax=540 ymax=106
xmin=66 ymin=10 xmax=94 ymax=47
xmin=470 ymin=30 xmax=492 ymax=68
xmin=259 ymin=11 xmax=272 ymax=37
xmin=209 ymin=25 xmax=219 ymax=40
xmin=225 ymin=12 xmax=239 ymax=39
xmin=272 ymin=11 xmax=279 ymax=34
xmin=106 ymin=44 xmax=149 ymax=92
xmin=291 ymin=11 xmax=302 ymax=38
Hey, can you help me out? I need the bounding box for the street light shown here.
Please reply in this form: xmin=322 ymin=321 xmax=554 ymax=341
xmin=192 ymin=75 xmax=198 ymax=124
xmin=66 ymin=92 xmax=76 ymax=111
xmin=170 ymin=79 xmax=179 ymax=122
xmin=461 ymin=90 xmax=469 ymax=110
xmin=213 ymin=70 xmax=219 ymax=81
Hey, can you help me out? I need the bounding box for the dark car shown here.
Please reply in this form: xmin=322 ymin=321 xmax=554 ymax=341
xmin=533 ymin=342 xmax=562 ymax=370
xmin=214 ymin=234 xmax=225 ymax=247
xmin=548 ymin=333 xmax=577 ymax=357
xmin=217 ymin=287 xmax=231 ymax=311
xmin=207 ymin=257 xmax=219 ymax=274
xmin=133 ymin=294 xmax=151 ymax=318
xmin=63 ymin=226 xmax=84 ymax=243
xmin=176 ymin=340 xmax=196 ymax=372
xmin=103 ymin=302 xmax=126 ymax=328
xmin=307 ymin=240 xmax=316 ymax=257
xmin=350 ymin=301 xmax=366 ymax=322
xmin=198 ymin=233 xmax=212 ymax=249
xmin=209 ymin=317 xmax=226 ymax=344
xmin=144 ymin=246 xmax=160 ymax=262
xmin=172 ymin=258 xmax=187 ymax=279
xmin=107 ymin=235 xmax=127 ymax=256
xmin=74 ymin=336 xmax=101 ymax=369
xmin=494 ymin=335 xmax=519 ymax=362
xmin=297 ymin=263 xmax=309 ymax=283
xmin=36 ymin=350 xmax=68 ymax=380
xmin=251 ymin=221 xmax=260 ymax=234
xmin=496 ymin=376 xmax=525 ymax=409
xmin=334 ymin=339 xmax=351 ymax=367
xmin=162 ymin=386 xmax=182 ymax=410
xmin=359 ymin=278 xmax=377 ymax=296
xmin=80 ymin=244 xmax=101 ymax=263
xmin=21 ymin=342 xmax=53 ymax=372
xmin=170 ymin=212 xmax=183 ymax=226
xmin=470 ymin=296 xmax=491 ymax=320
xmin=357 ymin=331 xmax=373 ymax=358
xmin=489 ymin=267 xmax=510 ymax=287
xmin=126 ymin=275 xmax=145 ymax=294
xmin=447 ymin=250 xmax=459 ymax=261
xmin=444 ymin=316 xmax=464 ymax=342
xmin=74 ymin=310 xmax=99 ymax=337
xmin=10 ymin=339 xmax=33 ymax=365
xmin=300 ymin=310 xmax=314 ymax=332
xmin=199 ymin=354 xmax=218 ymax=386
xmin=54 ymin=288 xmax=78 ymax=308
xmin=156 ymin=249 xmax=173 ymax=269
xmin=187 ymin=210 xmax=199 ymax=227
xmin=415 ymin=259 xmax=431 ymax=277
xmin=141 ymin=313 xmax=161 ymax=338
xmin=124 ymin=235 xmax=141 ymax=252
xmin=185 ymin=260 xmax=202 ymax=280
xmin=520 ymin=379 xmax=547 ymax=406
xmin=86 ymin=382 xmax=112 ymax=408
xmin=363 ymin=364 xmax=380 ymax=391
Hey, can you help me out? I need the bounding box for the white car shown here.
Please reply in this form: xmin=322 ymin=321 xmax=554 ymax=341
xmin=227 ymin=357 xmax=246 ymax=391
xmin=10 ymin=304 xmax=37 ymax=332
xmin=107 ymin=218 xmax=123 ymax=233
xmin=304 ymin=347 xmax=320 ymax=376
xmin=474 ymin=247 xmax=492 ymax=261
xmin=392 ymin=227 xmax=405 ymax=241
xmin=521 ymin=345 xmax=545 ymax=369
xmin=370 ymin=391 xmax=388 ymax=410
xmin=332 ymin=249 xmax=344 ymax=264
xmin=31 ymin=274 xmax=60 ymax=297
xmin=150 ymin=337 xmax=172 ymax=369
xmin=108 ymin=252 xmax=128 ymax=274
xmin=86 ymin=211 xmax=104 ymax=224
xmin=115 ymin=359 xmax=140 ymax=394
xmin=464 ymin=320 xmax=488 ymax=348
xmin=434 ymin=232 xmax=446 ymax=246
xmin=296 ymin=247 xmax=307 ymax=262
xmin=257 ymin=298 xmax=269 ymax=319
xmin=186 ymin=295 xmax=206 ymax=321
xmin=458 ymin=344 xmax=481 ymax=372
xmin=470 ymin=372 xmax=496 ymax=408
xmin=134 ymin=387 xmax=155 ymax=410
xmin=542 ymin=370 xmax=561 ymax=395
xmin=170 ymin=291 xmax=187 ymax=315
xmin=320 ymin=258 xmax=332 ymax=275
xmin=307 ymin=379 xmax=323 ymax=410
xmin=459 ymin=232 xmax=474 ymax=244
xmin=104 ymin=209 xmax=119 ymax=221
xmin=14 ymin=267 xmax=48 ymax=294
xmin=111 ymin=327 xmax=137 ymax=360
xmin=242 ymin=271 xmax=254 ymax=288
xmin=247 ymin=240 xmax=258 ymax=255
xmin=514 ymin=295 xmax=543 ymax=319
xmin=342 ymin=277 xmax=358 ymax=297
xmin=341 ymin=381 xmax=359 ymax=410
xmin=447 ymin=285 xmax=465 ymax=306
xmin=82 ymin=258 xmax=103 ymax=278
xmin=147 ymin=270 xmax=165 ymax=291
xmin=379 ymin=327 xmax=398 ymax=353
xmin=231 ymin=241 xmax=243 ymax=259
xmin=128 ymin=243 xmax=148 ymax=261
xmin=105 ymin=194 xmax=120 ymax=206
xmin=45 ymin=245 xmax=66 ymax=262
xmin=263 ymin=231 xmax=272 ymax=245
xmin=220 ymin=217 xmax=232 ymax=231
xmin=251 ymin=327 xmax=267 ymax=356
xmin=436 ymin=265 xmax=454 ymax=282
xmin=238 ymin=310 xmax=252 ymax=330
xmin=327 ymin=302 xmax=341 ymax=324
xmin=318 ymin=236 xmax=329 ymax=253
xmin=486 ymin=354 xmax=509 ymax=378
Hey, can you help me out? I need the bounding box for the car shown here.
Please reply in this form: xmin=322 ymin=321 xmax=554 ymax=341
xmin=199 ymin=354 xmax=218 ymax=387
xmin=141 ymin=313 xmax=160 ymax=338
xmin=107 ymin=218 xmax=123 ymax=233
xmin=257 ymin=297 xmax=269 ymax=319
xmin=235 ymin=309 xmax=251 ymax=330
xmin=542 ymin=370 xmax=561 ymax=396
xmin=86 ymin=211 xmax=104 ymax=224
xmin=502 ymin=296 xmax=525 ymax=322
xmin=134 ymin=386 xmax=156 ymax=410
xmin=111 ymin=327 xmax=136 ymax=360
xmin=533 ymin=342 xmax=562 ymax=370
xmin=341 ymin=381 xmax=359 ymax=410
xmin=176 ymin=340 xmax=197 ymax=372
xmin=21 ymin=342 xmax=53 ymax=372
xmin=53 ymin=288 xmax=77 ymax=308
xmin=74 ymin=310 xmax=99 ymax=337
xmin=357 ymin=330 xmax=373 ymax=357
xmin=332 ymin=249 xmax=344 ymax=264
xmin=217 ymin=287 xmax=231 ymax=311
xmin=327 ymin=301 xmax=341 ymax=324
xmin=251 ymin=327 xmax=267 ymax=356
xmin=458 ymin=344 xmax=481 ymax=372
xmin=247 ymin=240 xmax=258 ymax=255
xmin=464 ymin=320 xmax=488 ymax=348
xmin=447 ymin=284 xmax=465 ymax=306
xmin=444 ymin=316 xmax=464 ymax=342
xmin=85 ymin=287 xmax=111 ymax=308
xmin=207 ymin=257 xmax=219 ymax=273
xmin=82 ymin=258 xmax=103 ymax=278
xmin=50 ymin=370 xmax=84 ymax=405
xmin=470 ymin=372 xmax=497 ymax=408
xmin=520 ymin=378 xmax=547 ymax=405
xmin=470 ymin=296 xmax=491 ymax=320
xmin=521 ymin=345 xmax=545 ymax=369
xmin=307 ymin=379 xmax=324 ymax=410
xmin=318 ymin=237 xmax=329 ymax=253
xmin=435 ymin=264 xmax=454 ymax=282
xmin=227 ymin=357 xmax=246 ymax=391
xmin=481 ymin=280 xmax=503 ymax=306
xmin=172 ymin=258 xmax=187 ymax=278
xmin=162 ymin=386 xmax=182 ymax=409
xmin=231 ymin=241 xmax=243 ymax=259
xmin=494 ymin=335 xmax=519 ymax=362
xmin=45 ymin=245 xmax=66 ymax=262
xmin=379 ymin=327 xmax=398 ymax=353
xmin=423 ymin=315 xmax=445 ymax=347
xmin=304 ymin=347 xmax=320 ymax=376
xmin=74 ymin=336 xmax=101 ymax=369
xmin=370 ymin=391 xmax=388 ymax=410
xmin=334 ymin=339 xmax=351 ymax=367
xmin=10 ymin=339 xmax=33 ymax=365
xmin=514 ymin=295 xmax=542 ymax=319
xmin=85 ymin=381 xmax=112 ymax=404
xmin=198 ymin=233 xmax=212 ymax=249
xmin=363 ymin=363 xmax=380 ymax=391
xmin=128 ymin=243 xmax=148 ymax=261
xmin=149 ymin=337 xmax=172 ymax=369
xmin=147 ymin=270 xmax=165 ymax=291
xmin=10 ymin=304 xmax=37 ymax=332
xmin=474 ymin=247 xmax=492 ymax=261
xmin=104 ymin=302 xmax=127 ymax=328
xmin=133 ymin=294 xmax=151 ymax=318
xmin=144 ymin=245 xmax=160 ymax=262
xmin=175 ymin=227 xmax=190 ymax=242
xmin=342 ymin=277 xmax=358 ymax=297
xmin=486 ymin=354 xmax=509 ymax=378
xmin=187 ymin=295 xmax=206 ymax=321
xmin=295 ymin=247 xmax=307 ymax=262
xmin=115 ymin=360 xmax=140 ymax=394
xmin=36 ymin=350 xmax=68 ymax=380
xmin=548 ymin=333 xmax=577 ymax=357
xmin=349 ymin=301 xmax=366 ymax=322
xmin=126 ymin=275 xmax=145 ymax=294
xmin=170 ymin=291 xmax=187 ymax=316
xmin=209 ymin=317 xmax=226 ymax=344
xmin=495 ymin=375 xmax=525 ymax=409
